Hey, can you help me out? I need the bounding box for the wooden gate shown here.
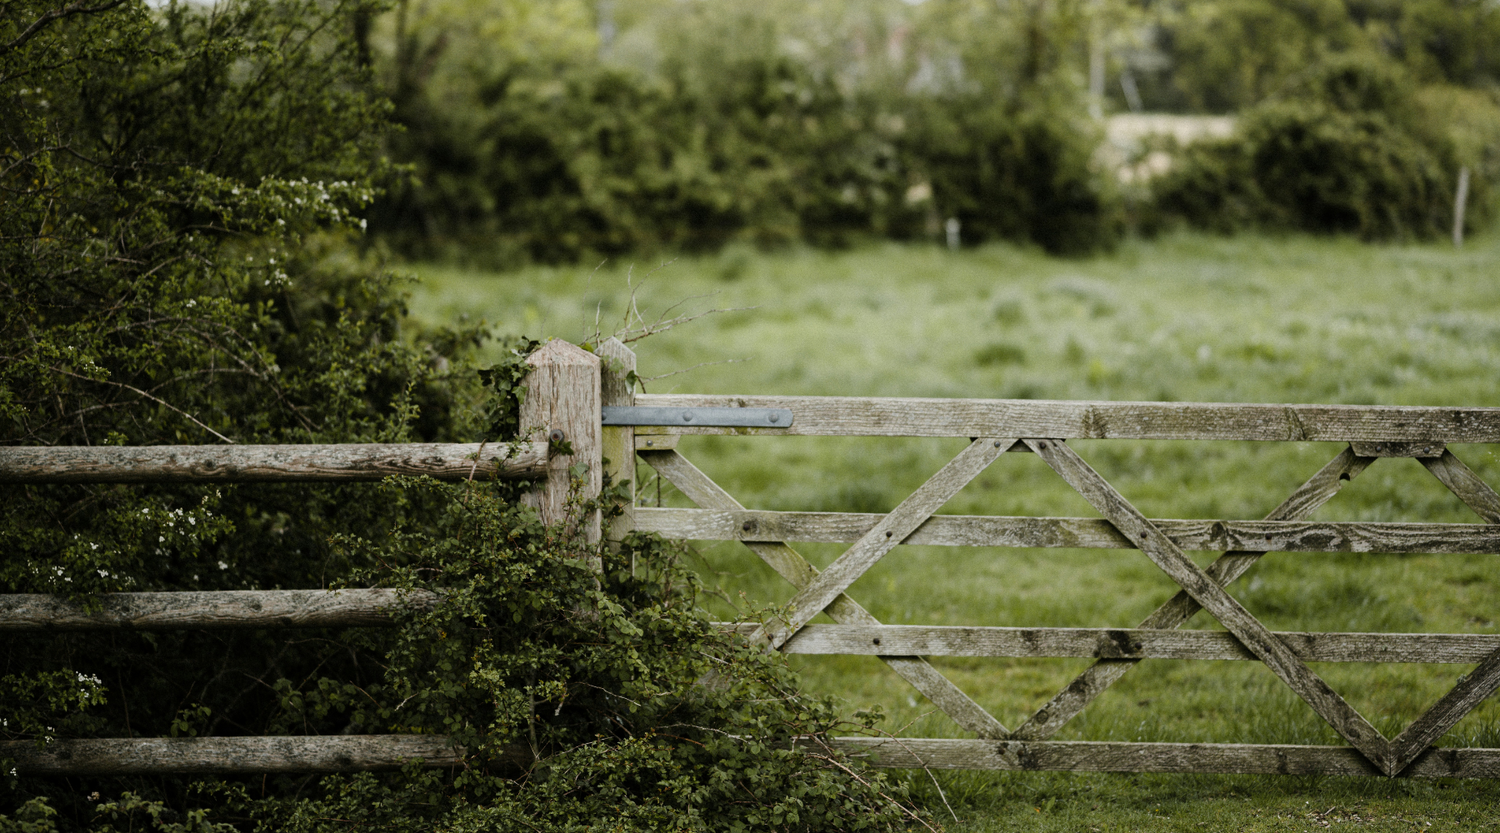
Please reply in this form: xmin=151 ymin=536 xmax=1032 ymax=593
xmin=609 ymin=345 xmax=1500 ymax=779
xmin=5 ymin=338 xmax=1500 ymax=778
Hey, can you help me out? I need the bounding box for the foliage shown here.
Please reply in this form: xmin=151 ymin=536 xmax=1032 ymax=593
xmin=1121 ymin=0 xmax=1500 ymax=114
xmin=3 ymin=6 xmax=926 ymax=831
xmin=1 ymin=0 xmax=482 ymax=825
xmin=240 ymin=479 xmax=920 ymax=833
xmin=1149 ymin=54 xmax=1495 ymax=239
xmin=368 ymin=0 xmax=1117 ymax=262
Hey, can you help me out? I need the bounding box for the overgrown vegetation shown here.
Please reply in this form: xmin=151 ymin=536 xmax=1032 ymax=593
xmin=1 ymin=2 xmax=922 ymax=830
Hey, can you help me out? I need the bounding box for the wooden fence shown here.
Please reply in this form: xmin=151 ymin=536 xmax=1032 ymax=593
xmin=4 ymin=338 xmax=1500 ymax=779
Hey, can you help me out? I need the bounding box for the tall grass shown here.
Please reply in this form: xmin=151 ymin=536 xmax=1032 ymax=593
xmin=407 ymin=231 xmax=1500 ymax=830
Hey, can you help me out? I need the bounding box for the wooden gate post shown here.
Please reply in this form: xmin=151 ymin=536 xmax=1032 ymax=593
xmin=597 ymin=337 xmax=636 ymax=546
xmin=520 ymin=340 xmax=602 ymax=553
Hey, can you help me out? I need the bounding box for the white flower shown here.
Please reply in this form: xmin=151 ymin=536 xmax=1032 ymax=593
xmin=217 ymin=561 xmax=229 ymax=571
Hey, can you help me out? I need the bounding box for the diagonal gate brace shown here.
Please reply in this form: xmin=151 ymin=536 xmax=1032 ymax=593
xmin=1012 ymin=446 xmax=1374 ymax=741
xmin=640 ymin=447 xmax=1012 ymax=739
xmin=752 ymin=438 xmax=1017 ymax=652
xmin=1026 ymin=438 xmax=1397 ymax=774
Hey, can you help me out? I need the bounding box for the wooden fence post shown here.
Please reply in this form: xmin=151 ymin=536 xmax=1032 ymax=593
xmin=520 ymin=340 xmax=602 ymax=555
xmin=597 ymin=337 xmax=636 ymax=548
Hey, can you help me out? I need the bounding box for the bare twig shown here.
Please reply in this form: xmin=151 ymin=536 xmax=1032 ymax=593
xmin=637 ymin=358 xmax=747 ymax=385
xmin=48 ymin=365 xmax=236 ymax=444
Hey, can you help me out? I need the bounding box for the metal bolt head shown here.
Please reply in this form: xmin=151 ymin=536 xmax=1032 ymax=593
xmin=548 ymin=429 xmax=566 ymax=443
xmin=681 ymin=410 xmax=694 ymax=423
xmin=767 ymin=412 xmax=780 ymax=424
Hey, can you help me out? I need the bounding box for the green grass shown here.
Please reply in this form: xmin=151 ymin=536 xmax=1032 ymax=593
xmin=405 ymin=231 xmax=1500 ymax=830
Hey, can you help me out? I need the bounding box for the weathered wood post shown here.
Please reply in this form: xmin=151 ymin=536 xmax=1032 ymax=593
xmin=520 ymin=340 xmax=602 ymax=559
xmin=597 ymin=337 xmax=636 ymax=548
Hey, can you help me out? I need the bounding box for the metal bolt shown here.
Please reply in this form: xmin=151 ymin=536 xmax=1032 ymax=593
xmin=549 ymin=429 xmax=566 ymax=443
xmin=742 ymin=520 xmax=757 ymax=533
xmin=767 ymin=412 xmax=780 ymax=424
xmin=994 ymin=440 xmax=1003 ymax=447
xmin=681 ymin=410 xmax=694 ymax=423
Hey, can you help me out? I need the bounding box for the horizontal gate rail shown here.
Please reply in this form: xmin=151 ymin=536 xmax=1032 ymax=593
xmin=719 ymin=623 xmax=1500 ymax=663
xmin=826 ymin=738 xmax=1500 ymax=779
xmin=0 ymin=442 xmax=547 ymax=483
xmin=0 ymin=589 xmax=440 ymax=631
xmin=637 ymin=508 xmax=1500 ymax=554
xmin=630 ymin=393 xmax=1500 ymax=442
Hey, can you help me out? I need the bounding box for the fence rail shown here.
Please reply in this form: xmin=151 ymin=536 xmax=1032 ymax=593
xmin=0 ymin=589 xmax=440 ymax=631
xmin=0 ymin=442 xmax=547 ymax=483
xmin=4 ymin=338 xmax=1499 ymax=779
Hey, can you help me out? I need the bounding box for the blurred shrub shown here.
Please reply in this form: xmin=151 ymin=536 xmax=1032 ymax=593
xmin=1151 ymin=53 xmax=1495 ymax=239
xmin=368 ymin=0 xmax=1118 ymax=264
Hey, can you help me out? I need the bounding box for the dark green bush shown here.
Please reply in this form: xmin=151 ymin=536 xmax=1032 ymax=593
xmin=371 ymin=0 xmax=1117 ymax=263
xmin=1151 ymin=53 xmax=1490 ymax=239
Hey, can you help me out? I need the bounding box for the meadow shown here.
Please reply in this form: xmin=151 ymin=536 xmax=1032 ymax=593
xmin=407 ymin=231 xmax=1500 ymax=831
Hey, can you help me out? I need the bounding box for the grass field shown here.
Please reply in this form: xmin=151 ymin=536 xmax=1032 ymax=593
xmin=406 ymin=231 xmax=1500 ymax=831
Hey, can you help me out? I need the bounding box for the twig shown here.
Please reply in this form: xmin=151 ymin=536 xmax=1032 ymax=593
xmin=806 ymin=752 xmax=939 ymax=833
xmin=49 ymin=366 xmax=235 ymax=443
xmin=637 ymin=358 xmax=747 ymax=384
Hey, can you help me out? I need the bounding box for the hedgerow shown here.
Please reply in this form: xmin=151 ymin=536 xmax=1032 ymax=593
xmin=1 ymin=1 xmax=922 ymax=830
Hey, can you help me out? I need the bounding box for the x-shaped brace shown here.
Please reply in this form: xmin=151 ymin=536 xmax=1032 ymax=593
xmin=1027 ymin=440 xmax=1500 ymax=776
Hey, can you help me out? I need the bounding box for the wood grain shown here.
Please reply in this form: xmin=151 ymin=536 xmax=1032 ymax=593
xmin=635 ymin=508 xmax=1500 ymax=554
xmin=1390 ymin=647 xmax=1500 ymax=774
xmin=0 ymin=589 xmax=439 ymax=631
xmin=0 ymin=443 xmax=546 ymax=483
xmin=521 ymin=340 xmax=602 ymax=548
xmin=714 ymin=623 xmax=1500 ymax=663
xmin=640 ymin=448 xmax=1009 ymax=738
xmin=597 ymin=337 xmax=636 ymax=545
xmin=826 ymin=738 xmax=1500 ymax=778
xmin=1012 ymin=448 xmax=1373 ymax=741
xmin=1422 ymin=450 xmax=1500 ymax=524
xmin=1027 ymin=439 xmax=1394 ymax=772
xmin=753 ymin=439 xmax=1014 ymax=651
xmin=5 ymin=736 xmax=468 ymax=775
xmin=633 ymin=394 xmax=1500 ymax=442
xmin=1385 ymin=448 xmax=1500 ymax=773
